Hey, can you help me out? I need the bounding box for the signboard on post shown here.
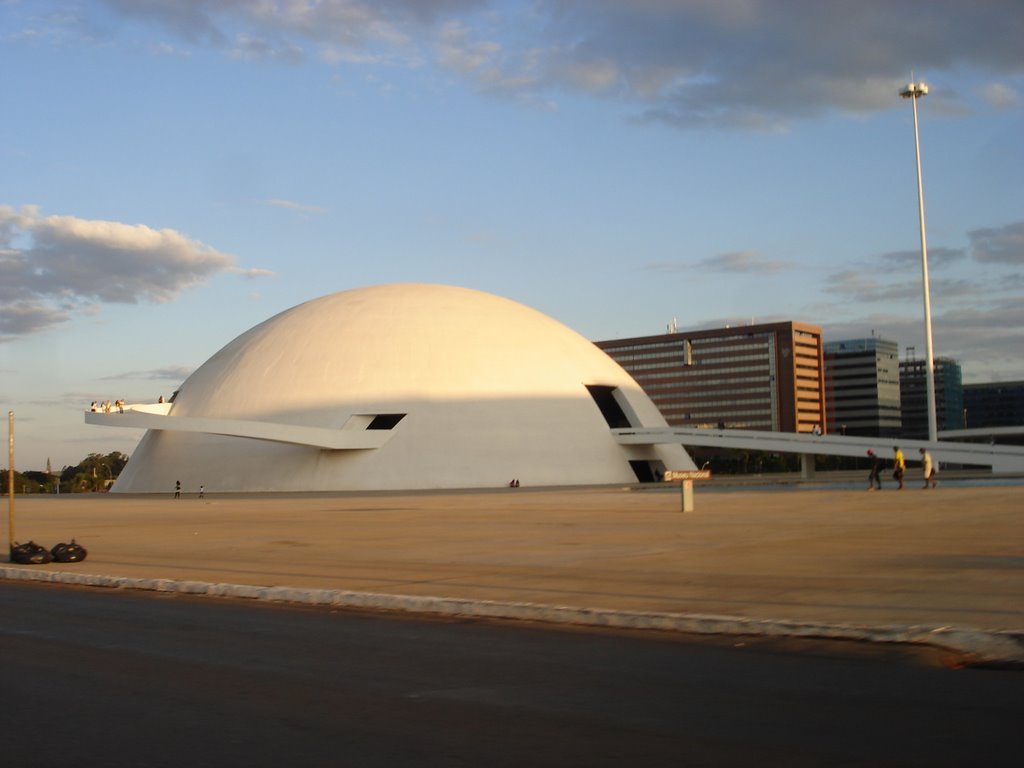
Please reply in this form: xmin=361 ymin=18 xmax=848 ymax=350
xmin=664 ymin=469 xmax=712 ymax=481
xmin=663 ymin=468 xmax=712 ymax=512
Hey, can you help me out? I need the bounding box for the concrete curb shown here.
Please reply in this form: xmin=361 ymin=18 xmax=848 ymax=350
xmin=3 ymin=566 xmax=1022 ymax=668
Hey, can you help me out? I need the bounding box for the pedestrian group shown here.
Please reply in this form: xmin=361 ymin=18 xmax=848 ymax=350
xmin=866 ymin=446 xmax=937 ymax=490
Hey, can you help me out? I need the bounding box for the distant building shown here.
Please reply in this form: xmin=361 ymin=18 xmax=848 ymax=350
xmin=962 ymin=381 xmax=1024 ymax=429
xmin=823 ymin=337 xmax=902 ymax=437
xmin=899 ymin=356 xmax=964 ymax=439
xmin=595 ymin=321 xmax=825 ymax=433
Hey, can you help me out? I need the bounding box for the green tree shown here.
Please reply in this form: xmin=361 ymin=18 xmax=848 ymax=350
xmin=58 ymin=451 xmax=130 ymax=493
xmin=0 ymin=469 xmax=44 ymax=494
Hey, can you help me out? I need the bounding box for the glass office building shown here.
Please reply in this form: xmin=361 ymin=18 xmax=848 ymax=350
xmin=898 ymin=356 xmax=964 ymax=439
xmin=823 ymin=337 xmax=902 ymax=437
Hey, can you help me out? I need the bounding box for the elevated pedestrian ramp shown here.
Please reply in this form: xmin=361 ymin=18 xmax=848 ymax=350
xmin=613 ymin=426 xmax=1024 ymax=473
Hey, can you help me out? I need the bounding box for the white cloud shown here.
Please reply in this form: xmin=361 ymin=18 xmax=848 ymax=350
xmin=699 ymin=251 xmax=795 ymax=274
xmin=824 ymin=271 xmax=917 ymax=303
xmin=268 ymin=198 xmax=327 ymax=215
xmin=0 ymin=204 xmax=271 ymax=340
xmin=557 ymin=57 xmax=620 ymax=94
xmin=969 ymin=221 xmax=1024 ymax=265
xmin=92 ymin=1 xmax=1023 ymax=130
xmin=981 ymin=82 xmax=1019 ymax=110
xmin=646 ymin=250 xmax=794 ymax=274
xmin=229 ymin=33 xmax=304 ymax=63
xmin=435 ymin=18 xmax=542 ymax=95
xmin=437 ymin=19 xmax=499 ymax=74
xmin=101 ymin=366 xmax=193 ymax=382
xmin=822 ymin=299 xmax=1024 ymax=382
xmin=878 ymin=246 xmax=966 ymax=269
xmin=0 ymin=300 xmax=69 ymax=339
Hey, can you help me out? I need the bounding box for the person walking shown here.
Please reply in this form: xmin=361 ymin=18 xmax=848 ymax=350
xmin=892 ymin=446 xmax=906 ymax=490
xmin=174 ymin=480 xmax=181 ymax=499
xmin=866 ymin=450 xmax=883 ymax=490
xmin=198 ymin=484 xmax=205 ymax=499
xmin=919 ymin=448 xmax=937 ymax=489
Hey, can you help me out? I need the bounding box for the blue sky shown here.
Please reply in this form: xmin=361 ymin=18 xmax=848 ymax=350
xmin=2 ymin=0 xmax=1022 ymax=470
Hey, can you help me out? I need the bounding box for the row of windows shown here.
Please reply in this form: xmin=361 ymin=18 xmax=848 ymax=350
xmin=626 ymin=333 xmax=774 ymax=351
xmin=634 ymin=371 xmax=772 ymax=387
xmin=606 ymin=343 xmax=775 ymax=366
xmin=640 ymin=375 xmax=772 ymax=391
xmin=604 ymin=337 xmax=776 ymax=355
xmin=600 ymin=345 xmax=687 ymax=360
xmin=620 ymin=352 xmax=771 ymax=372
xmin=830 ymin=391 xmax=902 ymax=402
xmin=635 ymin=368 xmax=773 ymax=382
xmin=658 ymin=397 xmax=773 ymax=411
xmin=602 ymin=329 xmax=820 ymax=353
xmin=665 ymin=407 xmax=776 ymax=420
xmin=680 ymin=420 xmax=775 ymax=430
xmin=694 ymin=352 xmax=772 ymax=365
xmin=827 ymin=373 xmax=901 ymax=383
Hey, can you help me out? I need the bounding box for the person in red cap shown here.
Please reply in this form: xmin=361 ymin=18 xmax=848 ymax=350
xmin=866 ymin=449 xmax=883 ymax=490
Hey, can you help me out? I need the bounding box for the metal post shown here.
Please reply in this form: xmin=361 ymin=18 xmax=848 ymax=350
xmin=8 ymin=411 xmax=15 ymax=549
xmin=901 ymin=81 xmax=938 ymax=442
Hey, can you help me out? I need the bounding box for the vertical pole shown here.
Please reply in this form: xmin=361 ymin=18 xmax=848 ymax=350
xmin=681 ymin=479 xmax=694 ymax=513
xmin=8 ymin=411 xmax=15 ymax=549
xmin=910 ymin=91 xmax=938 ymax=442
xmin=801 ymin=453 xmax=816 ymax=479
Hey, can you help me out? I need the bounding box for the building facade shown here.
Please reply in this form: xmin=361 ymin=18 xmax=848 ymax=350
xmin=898 ymin=356 xmax=964 ymax=439
xmin=823 ymin=337 xmax=902 ymax=437
xmin=963 ymin=381 xmax=1024 ymax=430
xmin=595 ymin=321 xmax=825 ymax=433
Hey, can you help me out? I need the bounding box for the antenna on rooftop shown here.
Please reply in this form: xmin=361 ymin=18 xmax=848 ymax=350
xmin=667 ymin=318 xmax=678 ymax=334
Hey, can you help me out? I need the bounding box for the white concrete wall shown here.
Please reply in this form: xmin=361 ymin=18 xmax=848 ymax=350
xmin=112 ymin=284 xmax=694 ymax=492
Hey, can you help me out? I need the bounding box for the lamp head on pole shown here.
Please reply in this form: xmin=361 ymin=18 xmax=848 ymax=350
xmin=900 ymin=82 xmax=929 ymax=99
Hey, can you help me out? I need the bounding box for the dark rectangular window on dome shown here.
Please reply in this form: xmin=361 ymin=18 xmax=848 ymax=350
xmin=366 ymin=413 xmax=406 ymax=430
xmin=586 ymin=385 xmax=632 ymax=429
xmin=629 ymin=460 xmax=657 ymax=483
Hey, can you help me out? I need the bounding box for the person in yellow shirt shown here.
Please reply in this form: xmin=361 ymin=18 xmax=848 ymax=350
xmin=892 ymin=446 xmax=906 ymax=490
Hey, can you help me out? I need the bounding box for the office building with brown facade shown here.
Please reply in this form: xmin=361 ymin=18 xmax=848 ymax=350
xmin=595 ymin=321 xmax=826 ymax=433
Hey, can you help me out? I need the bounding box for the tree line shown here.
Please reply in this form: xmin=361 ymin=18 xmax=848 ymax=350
xmin=1 ymin=452 xmax=129 ymax=494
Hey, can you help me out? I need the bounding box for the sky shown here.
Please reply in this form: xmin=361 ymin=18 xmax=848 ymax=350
xmin=2 ymin=0 xmax=1022 ymax=471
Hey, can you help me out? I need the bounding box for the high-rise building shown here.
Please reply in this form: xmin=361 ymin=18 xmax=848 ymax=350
xmin=899 ymin=356 xmax=964 ymax=439
xmin=595 ymin=321 xmax=825 ymax=433
xmin=962 ymin=381 xmax=1024 ymax=430
xmin=823 ymin=337 xmax=901 ymax=437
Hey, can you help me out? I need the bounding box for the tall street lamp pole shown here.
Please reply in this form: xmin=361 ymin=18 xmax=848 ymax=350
xmin=900 ymin=80 xmax=937 ymax=442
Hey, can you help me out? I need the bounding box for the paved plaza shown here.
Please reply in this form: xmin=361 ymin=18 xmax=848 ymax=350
xmin=3 ymin=482 xmax=1021 ymax=633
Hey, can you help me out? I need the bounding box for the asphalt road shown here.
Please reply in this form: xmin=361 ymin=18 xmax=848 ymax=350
xmin=1 ymin=583 xmax=1020 ymax=767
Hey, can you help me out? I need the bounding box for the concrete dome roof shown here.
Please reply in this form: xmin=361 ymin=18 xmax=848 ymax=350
xmin=113 ymin=284 xmax=692 ymax=492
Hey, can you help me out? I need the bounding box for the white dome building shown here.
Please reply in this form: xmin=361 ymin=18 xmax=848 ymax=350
xmin=105 ymin=284 xmax=695 ymax=492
